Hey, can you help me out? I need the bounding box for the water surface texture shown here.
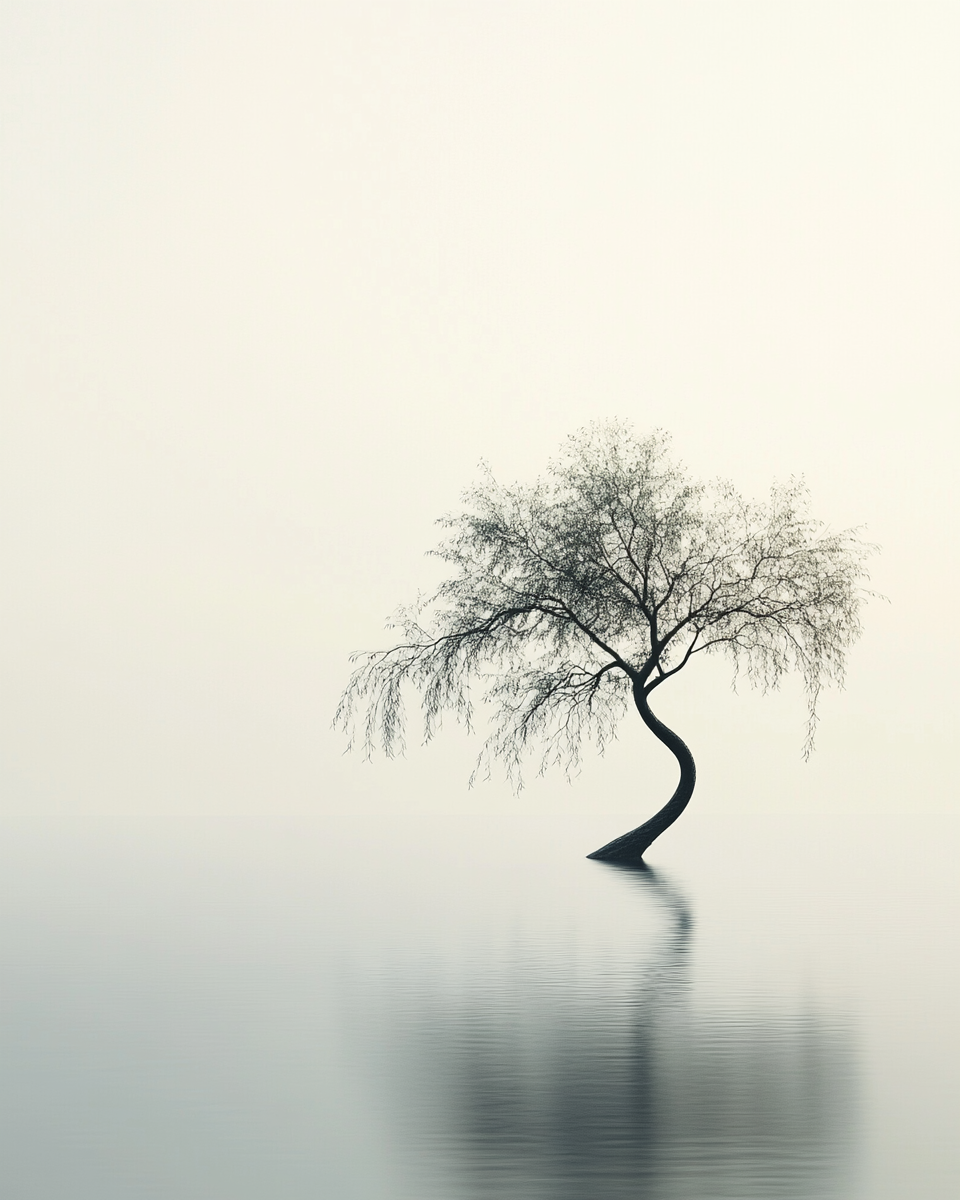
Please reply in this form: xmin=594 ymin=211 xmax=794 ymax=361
xmin=0 ymin=813 xmax=957 ymax=1198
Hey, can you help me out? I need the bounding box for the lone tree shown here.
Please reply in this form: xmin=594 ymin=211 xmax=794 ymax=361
xmin=336 ymin=424 xmax=874 ymax=862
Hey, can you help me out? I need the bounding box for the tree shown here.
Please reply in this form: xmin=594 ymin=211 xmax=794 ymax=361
xmin=336 ymin=423 xmax=874 ymax=862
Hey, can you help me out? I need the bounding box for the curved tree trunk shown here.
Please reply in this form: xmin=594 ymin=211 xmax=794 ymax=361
xmin=587 ymin=682 xmax=696 ymax=863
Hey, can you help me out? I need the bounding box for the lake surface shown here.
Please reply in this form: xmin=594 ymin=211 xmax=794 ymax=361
xmin=0 ymin=811 xmax=957 ymax=1198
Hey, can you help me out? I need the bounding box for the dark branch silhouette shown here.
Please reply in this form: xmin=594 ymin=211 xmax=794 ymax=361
xmin=336 ymin=422 xmax=875 ymax=860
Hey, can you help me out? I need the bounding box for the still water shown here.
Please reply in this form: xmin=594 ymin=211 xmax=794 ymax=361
xmin=0 ymin=811 xmax=957 ymax=1198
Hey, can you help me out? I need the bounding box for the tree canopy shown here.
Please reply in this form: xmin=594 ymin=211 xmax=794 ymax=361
xmin=336 ymin=423 xmax=874 ymax=859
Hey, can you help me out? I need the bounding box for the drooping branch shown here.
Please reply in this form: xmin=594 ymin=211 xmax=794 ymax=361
xmin=337 ymin=422 xmax=876 ymax=806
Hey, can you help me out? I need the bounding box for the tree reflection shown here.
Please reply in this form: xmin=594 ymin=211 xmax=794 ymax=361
xmin=390 ymin=864 xmax=857 ymax=1199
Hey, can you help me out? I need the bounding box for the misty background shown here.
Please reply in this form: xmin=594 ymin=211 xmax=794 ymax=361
xmin=2 ymin=2 xmax=958 ymax=819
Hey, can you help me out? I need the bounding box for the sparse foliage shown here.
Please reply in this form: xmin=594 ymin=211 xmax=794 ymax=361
xmin=336 ymin=422 xmax=874 ymax=859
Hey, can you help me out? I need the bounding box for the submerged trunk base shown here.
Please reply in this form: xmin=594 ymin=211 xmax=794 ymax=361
xmin=586 ymin=822 xmax=663 ymax=863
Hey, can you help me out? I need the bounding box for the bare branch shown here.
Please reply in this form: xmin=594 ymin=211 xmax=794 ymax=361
xmin=335 ymin=422 xmax=877 ymax=785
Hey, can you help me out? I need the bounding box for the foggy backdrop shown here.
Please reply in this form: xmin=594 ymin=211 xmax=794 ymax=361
xmin=2 ymin=2 xmax=958 ymax=818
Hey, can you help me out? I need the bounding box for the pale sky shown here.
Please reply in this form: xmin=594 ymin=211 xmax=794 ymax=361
xmin=2 ymin=2 xmax=958 ymax=816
